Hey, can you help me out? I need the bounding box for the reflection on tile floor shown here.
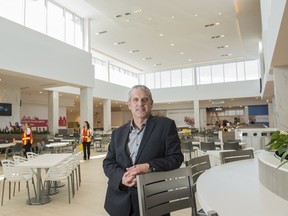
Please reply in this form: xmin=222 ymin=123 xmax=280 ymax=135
xmin=0 ymin=150 xmax=190 ymax=216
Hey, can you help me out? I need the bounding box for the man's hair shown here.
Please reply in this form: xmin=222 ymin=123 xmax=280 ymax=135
xmin=128 ymin=85 xmax=153 ymax=102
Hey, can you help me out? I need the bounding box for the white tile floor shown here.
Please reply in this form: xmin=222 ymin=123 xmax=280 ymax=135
xmin=0 ymin=151 xmax=190 ymax=216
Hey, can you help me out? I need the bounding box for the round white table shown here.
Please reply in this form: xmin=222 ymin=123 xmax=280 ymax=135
xmin=197 ymin=156 xmax=288 ymax=216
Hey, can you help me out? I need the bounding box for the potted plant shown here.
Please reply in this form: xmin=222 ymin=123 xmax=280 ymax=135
xmin=265 ymin=130 xmax=288 ymax=167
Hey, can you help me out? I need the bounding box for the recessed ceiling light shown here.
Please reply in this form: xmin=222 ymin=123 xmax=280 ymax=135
xmin=148 ymin=17 xmax=152 ymax=21
xmin=114 ymin=41 xmax=126 ymax=45
xmin=188 ymin=59 xmax=192 ymax=61
xmin=159 ymin=33 xmax=164 ymax=37
xmin=218 ymin=12 xmax=222 ymax=16
xmin=126 ymin=19 xmax=129 ymax=22
xmin=142 ymin=57 xmax=152 ymax=60
xmin=39 ymin=91 xmax=43 ymax=94
xmin=95 ymin=30 xmax=107 ymax=35
xmin=172 ymin=16 xmax=175 ymax=19
xmin=180 ymin=52 xmax=184 ymax=55
xmin=129 ymin=50 xmax=140 ymax=53
xmin=170 ymin=43 xmax=175 ymax=46
xmin=215 ymin=22 xmax=220 ymax=25
xmin=194 ymin=14 xmax=198 ymax=17
xmin=220 ymin=35 xmax=225 ymax=37
xmin=0 ymin=78 xmax=2 ymax=81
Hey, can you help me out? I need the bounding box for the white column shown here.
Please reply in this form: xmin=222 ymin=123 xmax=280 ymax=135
xmin=244 ymin=106 xmax=249 ymax=124
xmin=48 ymin=91 xmax=59 ymax=134
xmin=80 ymin=87 xmax=93 ymax=129
xmin=273 ymin=67 xmax=288 ymax=130
xmin=194 ymin=100 xmax=200 ymax=130
xmin=83 ymin=18 xmax=90 ymax=52
xmin=103 ymin=99 xmax=112 ymax=132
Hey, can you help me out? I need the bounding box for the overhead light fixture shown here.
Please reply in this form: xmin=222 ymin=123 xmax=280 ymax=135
xmin=194 ymin=14 xmax=198 ymax=17
xmin=148 ymin=17 xmax=152 ymax=21
xmin=171 ymin=16 xmax=175 ymax=19
xmin=114 ymin=41 xmax=126 ymax=45
xmin=159 ymin=33 xmax=164 ymax=37
xmin=218 ymin=12 xmax=222 ymax=15
xmin=180 ymin=52 xmax=184 ymax=55
xmin=126 ymin=19 xmax=130 ymax=22
xmin=154 ymin=63 xmax=162 ymax=66
xmin=0 ymin=78 xmax=2 ymax=81
xmin=129 ymin=50 xmax=140 ymax=53
xmin=39 ymin=91 xmax=43 ymax=94
xmin=217 ymin=45 xmax=229 ymax=49
xmin=188 ymin=59 xmax=192 ymax=61
xmin=142 ymin=57 xmax=152 ymax=60
xmin=170 ymin=43 xmax=175 ymax=46
xmin=95 ymin=30 xmax=107 ymax=35
xmin=133 ymin=9 xmax=142 ymax=13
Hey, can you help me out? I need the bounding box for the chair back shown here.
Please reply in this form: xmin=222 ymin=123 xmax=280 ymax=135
xmin=13 ymin=143 xmax=23 ymax=156
xmin=13 ymin=155 xmax=28 ymax=164
xmin=1 ymin=159 xmax=33 ymax=181
xmin=185 ymin=155 xmax=211 ymax=190
xmin=200 ymin=141 xmax=216 ymax=151
xmin=137 ymin=167 xmax=194 ymax=216
xmin=220 ymin=149 xmax=254 ymax=164
xmin=26 ymin=152 xmax=39 ymax=160
xmin=223 ymin=141 xmax=240 ymax=150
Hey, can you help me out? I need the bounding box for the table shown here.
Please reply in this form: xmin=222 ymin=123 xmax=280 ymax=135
xmin=16 ymin=153 xmax=72 ymax=205
xmin=46 ymin=142 xmax=69 ymax=153
xmin=197 ymin=156 xmax=288 ymax=216
xmin=0 ymin=143 xmax=15 ymax=159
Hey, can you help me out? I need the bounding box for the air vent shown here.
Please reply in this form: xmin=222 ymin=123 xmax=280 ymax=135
xmin=114 ymin=41 xmax=126 ymax=45
xmin=125 ymin=12 xmax=131 ymax=16
xmin=96 ymin=31 xmax=107 ymax=35
xmin=154 ymin=63 xmax=162 ymax=66
xmin=116 ymin=15 xmax=122 ymax=18
xmin=205 ymin=23 xmax=215 ymax=27
xmin=211 ymin=35 xmax=224 ymax=39
xmin=129 ymin=50 xmax=140 ymax=53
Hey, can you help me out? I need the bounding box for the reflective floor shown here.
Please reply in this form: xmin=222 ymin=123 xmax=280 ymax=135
xmin=0 ymin=150 xmax=190 ymax=216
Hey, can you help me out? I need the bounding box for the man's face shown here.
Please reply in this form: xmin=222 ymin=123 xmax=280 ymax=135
xmin=128 ymin=89 xmax=153 ymax=120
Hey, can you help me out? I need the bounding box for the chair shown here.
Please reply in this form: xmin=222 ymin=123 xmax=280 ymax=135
xmin=100 ymin=135 xmax=110 ymax=152
xmin=223 ymin=141 xmax=240 ymax=150
xmin=185 ymin=155 xmax=211 ymax=216
xmin=181 ymin=141 xmax=196 ymax=160
xmin=44 ymin=157 xmax=73 ymax=203
xmin=1 ymin=159 xmax=35 ymax=206
xmin=26 ymin=152 xmax=39 ymax=160
xmin=220 ymin=149 xmax=254 ymax=164
xmin=137 ymin=167 xmax=195 ymax=216
xmin=200 ymin=142 xmax=216 ymax=151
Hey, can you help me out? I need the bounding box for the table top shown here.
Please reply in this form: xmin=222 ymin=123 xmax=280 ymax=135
xmin=17 ymin=153 xmax=72 ymax=169
xmin=0 ymin=143 xmax=15 ymax=148
xmin=46 ymin=142 xmax=69 ymax=148
xmin=197 ymin=155 xmax=288 ymax=216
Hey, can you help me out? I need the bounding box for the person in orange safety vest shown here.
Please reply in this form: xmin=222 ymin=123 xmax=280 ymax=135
xmin=22 ymin=123 xmax=33 ymax=157
xmin=81 ymin=121 xmax=92 ymax=160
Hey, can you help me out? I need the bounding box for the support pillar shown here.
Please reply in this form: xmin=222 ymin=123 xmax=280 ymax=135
xmin=48 ymin=91 xmax=59 ymax=134
xmin=103 ymin=99 xmax=112 ymax=132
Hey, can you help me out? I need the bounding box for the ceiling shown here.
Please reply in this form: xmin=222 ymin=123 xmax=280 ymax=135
xmin=0 ymin=0 xmax=267 ymax=111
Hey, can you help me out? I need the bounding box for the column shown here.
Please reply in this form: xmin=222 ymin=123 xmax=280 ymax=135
xmin=273 ymin=67 xmax=288 ymax=130
xmin=268 ymin=97 xmax=276 ymax=128
xmin=194 ymin=100 xmax=200 ymax=130
xmin=48 ymin=91 xmax=59 ymax=134
xmin=83 ymin=18 xmax=90 ymax=52
xmin=103 ymin=99 xmax=112 ymax=132
xmin=80 ymin=87 xmax=93 ymax=129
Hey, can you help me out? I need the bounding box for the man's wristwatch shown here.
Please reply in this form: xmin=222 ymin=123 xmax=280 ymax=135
xmin=148 ymin=164 xmax=154 ymax=173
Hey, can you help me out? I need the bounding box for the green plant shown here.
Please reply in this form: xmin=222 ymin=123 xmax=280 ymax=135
xmin=265 ymin=130 xmax=288 ymax=167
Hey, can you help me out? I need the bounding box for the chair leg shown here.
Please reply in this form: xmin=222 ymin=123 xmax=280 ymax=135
xmin=13 ymin=182 xmax=16 ymax=197
xmin=75 ymin=168 xmax=79 ymax=191
xmin=18 ymin=181 xmax=20 ymax=192
xmin=1 ymin=179 xmax=6 ymax=206
xmin=9 ymin=182 xmax=11 ymax=200
xmin=67 ymin=177 xmax=71 ymax=204
xmin=78 ymin=164 xmax=81 ymax=186
xmin=71 ymin=172 xmax=75 ymax=197
xmin=26 ymin=181 xmax=31 ymax=205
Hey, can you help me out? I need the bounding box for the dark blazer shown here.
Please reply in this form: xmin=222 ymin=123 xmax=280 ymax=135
xmin=103 ymin=115 xmax=184 ymax=216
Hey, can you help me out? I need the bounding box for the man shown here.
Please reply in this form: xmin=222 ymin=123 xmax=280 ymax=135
xmin=103 ymin=85 xmax=184 ymax=216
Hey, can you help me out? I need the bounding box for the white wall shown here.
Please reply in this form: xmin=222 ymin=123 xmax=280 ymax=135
xmin=0 ymin=17 xmax=94 ymax=88
xmin=0 ymin=86 xmax=21 ymax=129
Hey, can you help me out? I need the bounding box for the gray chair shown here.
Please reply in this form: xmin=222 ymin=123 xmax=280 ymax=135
xmin=200 ymin=142 xmax=216 ymax=151
xmin=220 ymin=149 xmax=254 ymax=164
xmin=100 ymin=135 xmax=110 ymax=152
xmin=223 ymin=141 xmax=240 ymax=150
xmin=137 ymin=167 xmax=195 ymax=216
xmin=181 ymin=141 xmax=196 ymax=160
xmin=185 ymin=155 xmax=211 ymax=216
